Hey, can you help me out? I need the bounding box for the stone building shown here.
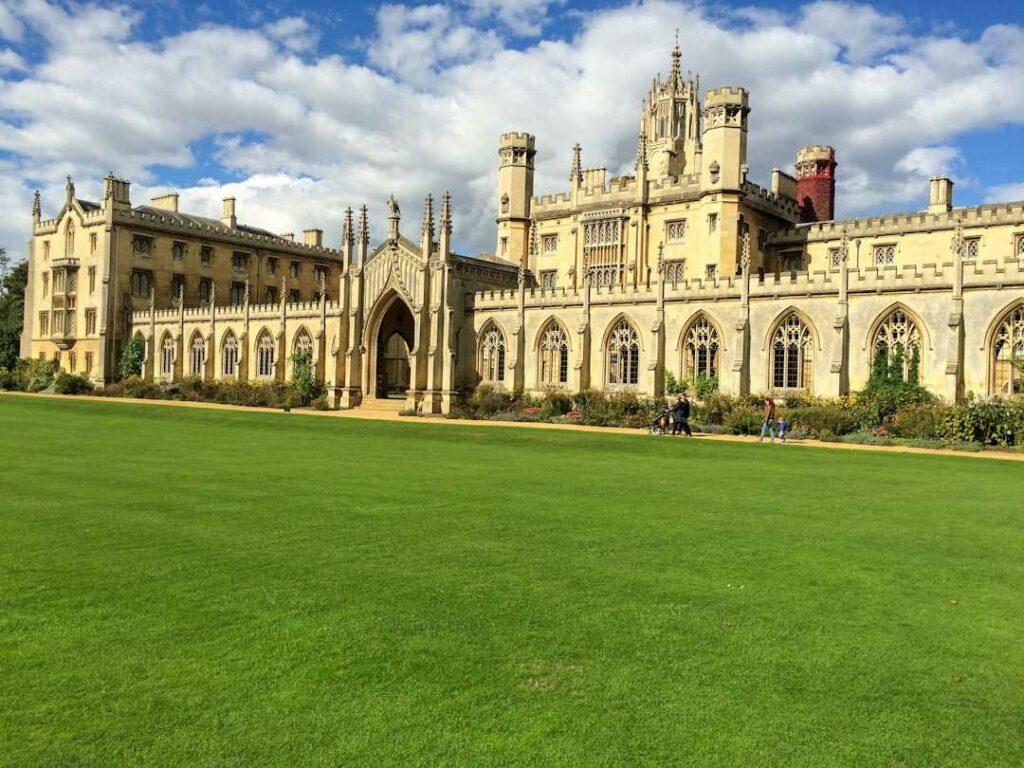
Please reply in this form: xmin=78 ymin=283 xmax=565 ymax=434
xmin=21 ymin=44 xmax=1024 ymax=409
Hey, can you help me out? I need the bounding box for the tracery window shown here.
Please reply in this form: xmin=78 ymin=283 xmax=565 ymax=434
xmin=540 ymin=270 xmax=557 ymax=290
xmin=539 ymin=321 xmax=569 ymax=386
xmin=222 ymin=333 xmax=239 ymax=377
xmin=829 ymin=248 xmax=843 ymax=271
xmin=664 ymin=261 xmax=685 ymax=283
xmin=65 ymin=221 xmax=75 ymax=257
xmin=771 ymin=313 xmax=813 ymax=390
xmin=607 ymin=318 xmax=640 ymax=387
xmin=480 ymin=324 xmax=506 ymax=383
xmin=1016 ymin=235 xmax=1024 ymax=260
xmin=541 ymin=234 xmax=558 ymax=254
xmin=964 ymin=237 xmax=979 ymax=261
xmin=873 ymin=309 xmax=922 ymax=381
xmin=583 ymin=218 xmax=623 ymax=288
xmin=256 ymin=331 xmax=275 ymax=379
xmin=993 ymin=305 xmax=1024 ymax=396
xmin=684 ymin=315 xmax=720 ymax=382
xmin=160 ymin=335 xmax=175 ymax=379
xmin=781 ymin=252 xmax=803 ymax=273
xmin=293 ymin=328 xmax=313 ymax=362
xmin=190 ymin=334 xmax=206 ymax=377
xmin=874 ymin=244 xmax=895 ymax=267
xmin=705 ymin=264 xmax=718 ymax=280
xmin=666 ymin=220 xmax=686 ymax=243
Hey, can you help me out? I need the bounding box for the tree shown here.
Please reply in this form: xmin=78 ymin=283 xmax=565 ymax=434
xmin=0 ymin=251 xmax=27 ymax=371
xmin=120 ymin=336 xmax=145 ymax=379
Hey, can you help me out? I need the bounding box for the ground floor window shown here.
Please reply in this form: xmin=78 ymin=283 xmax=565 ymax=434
xmin=222 ymin=334 xmax=239 ymax=377
xmin=256 ymin=333 xmax=275 ymax=379
xmin=539 ymin=322 xmax=569 ymax=386
xmin=607 ymin=318 xmax=640 ymax=386
xmin=161 ymin=336 xmax=175 ymax=378
xmin=993 ymin=305 xmax=1024 ymax=396
xmin=480 ymin=325 xmax=505 ymax=383
xmin=771 ymin=313 xmax=812 ymax=390
xmin=190 ymin=335 xmax=206 ymax=377
xmin=872 ymin=309 xmax=921 ymax=381
xmin=683 ymin=315 xmax=719 ymax=383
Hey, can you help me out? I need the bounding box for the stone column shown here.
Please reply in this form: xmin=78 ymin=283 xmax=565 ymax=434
xmin=829 ymin=233 xmax=849 ymax=396
xmin=340 ymin=206 xmax=367 ymax=408
xmin=945 ymin=221 xmax=965 ymax=402
xmin=730 ymin=232 xmax=751 ymax=395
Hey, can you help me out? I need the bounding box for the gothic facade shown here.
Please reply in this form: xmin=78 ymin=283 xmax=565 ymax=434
xmin=21 ymin=45 xmax=1024 ymax=409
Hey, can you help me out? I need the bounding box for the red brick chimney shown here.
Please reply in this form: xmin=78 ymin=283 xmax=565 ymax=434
xmin=795 ymin=145 xmax=836 ymax=223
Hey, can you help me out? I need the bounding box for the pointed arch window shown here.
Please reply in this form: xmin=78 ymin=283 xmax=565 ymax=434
xmin=993 ymin=305 xmax=1024 ymax=396
xmin=607 ymin=318 xmax=640 ymax=387
xmin=293 ymin=328 xmax=313 ymax=358
xmin=160 ymin=335 xmax=175 ymax=379
xmin=873 ymin=309 xmax=922 ymax=381
xmin=222 ymin=333 xmax=239 ymax=377
xmin=771 ymin=313 xmax=812 ymax=390
xmin=539 ymin=321 xmax=570 ymax=386
xmin=65 ymin=220 xmax=75 ymax=257
xmin=683 ymin=315 xmax=720 ymax=382
xmin=256 ymin=332 xmax=275 ymax=379
xmin=190 ymin=334 xmax=206 ymax=377
xmin=480 ymin=325 xmax=506 ymax=383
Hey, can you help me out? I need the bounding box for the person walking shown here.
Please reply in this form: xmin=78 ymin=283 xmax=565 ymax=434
xmin=759 ymin=396 xmax=777 ymax=443
xmin=671 ymin=393 xmax=693 ymax=437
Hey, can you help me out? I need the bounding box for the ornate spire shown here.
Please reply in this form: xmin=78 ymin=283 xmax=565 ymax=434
xmin=32 ymin=190 xmax=41 ymax=220
xmin=951 ymin=217 xmax=964 ymax=260
xmin=440 ymin=190 xmax=452 ymax=235
xmin=670 ymin=30 xmax=682 ymax=86
xmin=342 ymin=206 xmax=354 ymax=248
xmin=569 ymin=143 xmax=582 ymax=185
xmin=358 ymin=205 xmax=369 ymax=247
xmin=422 ymin=193 xmax=434 ymax=241
xmin=741 ymin=230 xmax=751 ymax=273
xmin=635 ymin=128 xmax=649 ymax=172
xmin=529 ymin=220 xmax=539 ymax=258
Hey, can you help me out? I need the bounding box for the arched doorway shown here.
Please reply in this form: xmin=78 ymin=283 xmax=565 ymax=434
xmin=374 ymin=297 xmax=414 ymax=399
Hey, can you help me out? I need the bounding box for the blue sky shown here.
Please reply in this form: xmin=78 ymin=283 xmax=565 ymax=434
xmin=1 ymin=0 xmax=1023 ymax=256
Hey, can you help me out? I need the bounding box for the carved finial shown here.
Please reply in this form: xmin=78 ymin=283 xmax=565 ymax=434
xmin=342 ymin=206 xmax=354 ymax=248
xmin=32 ymin=190 xmax=41 ymax=219
xmin=387 ymin=196 xmax=400 ymax=241
xmin=529 ymin=221 xmax=539 ymax=257
xmin=422 ymin=193 xmax=434 ymax=239
xmin=440 ymin=190 xmax=452 ymax=235
xmin=387 ymin=194 xmax=400 ymax=219
xmin=359 ymin=205 xmax=369 ymax=246
xmin=65 ymin=175 xmax=75 ymax=203
xmin=839 ymin=229 xmax=849 ymax=265
xmin=570 ymin=143 xmax=582 ymax=185
xmin=741 ymin=231 xmax=751 ymax=272
xmin=671 ymin=31 xmax=682 ymax=84
xmin=244 ymin=279 xmax=250 ymax=305
xmin=635 ymin=128 xmax=649 ymax=172
xmin=517 ymin=261 xmax=526 ymax=287
xmin=951 ymin=217 xmax=964 ymax=260
xmin=657 ymin=242 xmax=665 ymax=275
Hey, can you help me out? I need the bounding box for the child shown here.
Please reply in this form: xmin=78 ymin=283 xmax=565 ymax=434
xmin=778 ymin=414 xmax=789 ymax=443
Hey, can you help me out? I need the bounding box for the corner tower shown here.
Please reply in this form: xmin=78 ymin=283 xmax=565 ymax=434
xmin=795 ymin=145 xmax=836 ymax=223
xmin=496 ymin=132 xmax=535 ymax=267
xmin=641 ymin=40 xmax=701 ymax=179
xmin=701 ymin=87 xmax=749 ymax=192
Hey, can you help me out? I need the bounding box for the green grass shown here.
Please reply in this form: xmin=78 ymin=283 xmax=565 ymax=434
xmin=2 ymin=396 xmax=1023 ymax=767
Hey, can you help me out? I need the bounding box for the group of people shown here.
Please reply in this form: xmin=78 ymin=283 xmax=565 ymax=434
xmin=650 ymin=394 xmax=789 ymax=443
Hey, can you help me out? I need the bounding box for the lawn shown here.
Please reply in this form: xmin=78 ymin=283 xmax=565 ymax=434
xmin=1 ymin=395 xmax=1023 ymax=767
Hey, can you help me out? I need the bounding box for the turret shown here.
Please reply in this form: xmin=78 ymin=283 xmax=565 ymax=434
xmin=795 ymin=145 xmax=836 ymax=222
xmin=421 ymin=193 xmax=434 ymax=259
xmin=701 ymin=87 xmax=749 ymax=191
xmin=496 ymin=131 xmax=535 ymax=267
xmin=641 ymin=41 xmax=702 ymax=178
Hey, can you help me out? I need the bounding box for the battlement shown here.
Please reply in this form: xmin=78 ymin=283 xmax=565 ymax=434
xmin=499 ymin=132 xmax=536 ymax=148
xmin=704 ymin=86 xmax=749 ymax=106
xmin=796 ymin=145 xmax=835 ymax=164
xmin=743 ymin=180 xmax=801 ymax=220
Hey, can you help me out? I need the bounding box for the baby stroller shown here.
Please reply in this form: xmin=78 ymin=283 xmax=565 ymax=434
xmin=649 ymin=408 xmax=670 ymax=435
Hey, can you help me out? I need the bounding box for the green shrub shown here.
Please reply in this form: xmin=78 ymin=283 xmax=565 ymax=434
xmin=53 ymin=373 xmax=94 ymax=395
xmin=693 ymin=373 xmax=719 ymax=399
xmin=723 ymin=407 xmax=763 ymax=435
xmin=291 ymin=350 xmax=325 ymax=406
xmin=542 ymin=388 xmax=573 ymax=416
xmin=119 ymin=336 xmax=145 ymax=380
xmin=694 ymin=393 xmax=736 ymax=425
xmin=787 ymin=405 xmax=863 ymax=438
xmin=942 ymin=399 xmax=1024 ymax=447
xmin=889 ymin=404 xmax=952 ymax=440
xmin=664 ymin=370 xmax=687 ymax=395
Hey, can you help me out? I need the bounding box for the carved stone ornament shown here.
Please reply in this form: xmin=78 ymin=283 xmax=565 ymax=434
xmin=709 ymin=160 xmax=721 ymax=184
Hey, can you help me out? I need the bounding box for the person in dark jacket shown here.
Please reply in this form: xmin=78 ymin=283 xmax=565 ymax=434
xmin=671 ymin=394 xmax=693 ymax=436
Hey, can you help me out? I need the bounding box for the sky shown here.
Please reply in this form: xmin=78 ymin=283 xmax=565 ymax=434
xmin=1 ymin=0 xmax=1023 ymax=258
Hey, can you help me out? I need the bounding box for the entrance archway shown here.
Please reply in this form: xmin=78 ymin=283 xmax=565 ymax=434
xmin=373 ymin=296 xmax=414 ymax=399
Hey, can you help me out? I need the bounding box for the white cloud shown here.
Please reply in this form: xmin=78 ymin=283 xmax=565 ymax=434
xmin=985 ymin=182 xmax=1024 ymax=203
xmin=461 ymin=0 xmax=564 ymax=36
xmin=0 ymin=1 xmax=24 ymax=41
xmin=0 ymin=46 xmax=24 ymax=70
xmin=1 ymin=0 xmax=1023 ymax=262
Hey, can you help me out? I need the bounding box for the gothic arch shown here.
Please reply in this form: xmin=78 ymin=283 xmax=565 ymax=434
xmin=765 ymin=309 xmax=816 ymax=391
xmin=677 ymin=311 xmax=723 ymax=382
xmin=761 ymin=306 xmax=820 ymax=352
xmin=602 ymin=314 xmax=642 ymax=387
xmin=600 ymin=312 xmax=645 ymax=352
xmin=253 ymin=327 xmax=276 ymax=380
xmin=158 ymin=330 xmax=176 ymax=380
xmin=478 ymin=319 xmax=508 ymax=384
xmin=220 ymin=329 xmax=240 ymax=377
xmin=188 ymin=329 xmax=207 ymax=378
xmin=535 ymin=317 xmax=571 ymax=387
xmin=533 ymin=316 xmax=572 ymax=352
xmin=987 ymin=300 xmax=1024 ymax=397
xmin=863 ymin=302 xmax=931 ymax=352
xmin=364 ymin=289 xmax=415 ymax=353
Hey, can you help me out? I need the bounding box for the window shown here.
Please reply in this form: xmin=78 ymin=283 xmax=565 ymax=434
xmin=230 ymin=282 xmax=246 ymax=306
xmin=171 ymin=274 xmax=185 ymax=302
xmin=290 ymin=261 xmax=300 ymax=278
xmin=539 ymin=321 xmax=569 ymax=386
xmin=85 ymin=309 xmax=96 ymax=335
xmin=479 ymin=324 xmax=506 ymax=383
xmin=89 ymin=233 xmax=97 ymax=253
xmin=781 ymin=252 xmax=802 ymax=273
xmin=684 ymin=315 xmax=720 ymax=382
xmin=39 ymin=312 xmax=49 ymax=336
xmin=222 ymin=334 xmax=239 ymax=377
xmin=172 ymin=241 xmax=186 ymax=261
xmin=200 ymin=246 xmax=213 ymax=266
xmin=198 ymin=279 xmax=211 ymax=305
xmin=771 ymin=313 xmax=813 ymax=390
xmin=43 ymin=241 xmax=50 ymax=259
xmin=993 ymin=305 xmax=1024 ymax=396
xmin=289 ymin=289 xmax=300 ymax=303
xmin=873 ymin=244 xmax=895 ymax=267
xmin=664 ymin=261 xmax=685 ymax=283
xmin=68 ymin=351 xmax=76 ymax=373
xmin=705 ymin=264 xmax=718 ymax=280
xmin=88 ymin=266 xmax=96 ymax=293
xmin=293 ymin=329 xmax=313 ymax=374
xmin=667 ymin=220 xmax=687 ymax=244
xmin=265 ymin=286 xmax=278 ymax=304
xmin=583 ymin=218 xmax=623 ymax=287
xmin=964 ymin=237 xmax=979 ymax=261
xmin=541 ymin=234 xmax=558 ymax=254
xmin=708 ymin=213 xmax=718 ymax=234
xmin=829 ymin=248 xmax=843 ymax=271
xmin=1016 ymin=235 xmax=1024 ymax=261
xmin=132 ymin=234 xmax=153 ymax=256
xmin=873 ymin=309 xmax=922 ymax=382
xmin=85 ymin=352 xmax=93 ymax=373
xmin=607 ymin=318 xmax=640 ymax=387
xmin=314 ymin=265 xmax=328 ymax=284
xmin=160 ymin=335 xmax=175 ymax=379
xmin=42 ymin=272 xmax=48 ymax=297
xmin=500 ymin=237 xmax=508 ymax=256
xmin=232 ymin=252 xmax=249 ymax=271
xmin=51 ymin=310 xmax=63 ymax=336
xmin=190 ymin=334 xmax=206 ymax=377
xmin=65 ymin=221 xmax=75 ymax=257
xmin=267 ymin=257 xmax=277 ymax=275
xmin=256 ymin=332 xmax=275 ymax=379
xmin=540 ymin=270 xmax=557 ymax=290
xmin=131 ymin=270 xmax=152 ymax=298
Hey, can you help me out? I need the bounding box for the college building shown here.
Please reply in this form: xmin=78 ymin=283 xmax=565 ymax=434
xmin=20 ymin=44 xmax=1024 ymax=411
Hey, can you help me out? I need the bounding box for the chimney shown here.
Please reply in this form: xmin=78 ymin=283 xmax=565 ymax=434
xmin=150 ymin=193 xmax=179 ymax=212
xmin=103 ymin=174 xmax=131 ymax=208
xmin=928 ymin=177 xmax=954 ymax=214
xmin=795 ymin=145 xmax=836 ymax=223
xmin=303 ymin=228 xmax=323 ymax=247
xmin=280 ymin=232 xmax=294 ymax=241
xmin=221 ymin=197 xmax=236 ymax=228
xmin=770 ymin=168 xmax=796 ymax=201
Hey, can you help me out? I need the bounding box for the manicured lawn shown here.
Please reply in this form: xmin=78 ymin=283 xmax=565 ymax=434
xmin=1 ymin=396 xmax=1023 ymax=767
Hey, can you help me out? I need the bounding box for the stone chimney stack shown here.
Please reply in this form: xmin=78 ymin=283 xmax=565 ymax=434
xmin=221 ymin=197 xmax=237 ymax=228
xmin=150 ymin=193 xmax=179 ymax=212
xmin=303 ymin=228 xmax=323 ymax=247
xmin=928 ymin=177 xmax=954 ymax=214
xmin=795 ymin=145 xmax=836 ymax=223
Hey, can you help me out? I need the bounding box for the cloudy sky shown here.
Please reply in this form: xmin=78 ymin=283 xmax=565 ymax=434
xmin=1 ymin=0 xmax=1023 ymax=258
